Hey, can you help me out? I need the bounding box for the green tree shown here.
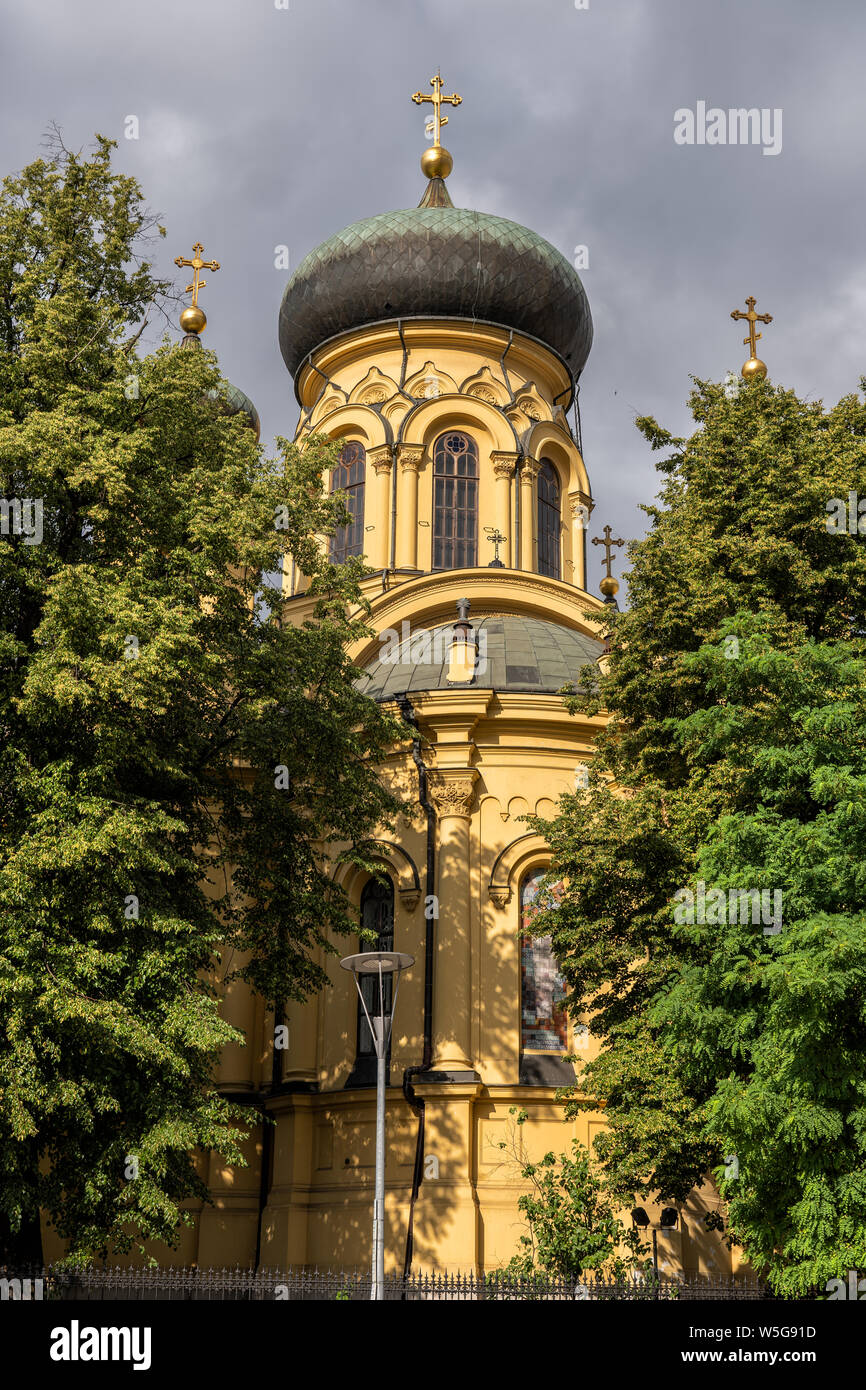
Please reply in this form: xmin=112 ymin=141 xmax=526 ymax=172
xmin=494 ymin=1109 xmax=644 ymax=1283
xmin=655 ymin=624 xmax=866 ymax=1295
xmin=0 ymin=135 xmax=405 ymax=1264
xmin=528 ymin=375 xmax=866 ymax=1293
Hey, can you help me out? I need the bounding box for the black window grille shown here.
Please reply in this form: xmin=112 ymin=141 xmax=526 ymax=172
xmin=537 ymin=459 xmax=561 ymax=579
xmin=432 ymin=432 xmax=478 ymax=570
xmin=356 ymin=878 xmax=395 ymax=1061
xmin=330 ymin=440 xmax=365 ymax=563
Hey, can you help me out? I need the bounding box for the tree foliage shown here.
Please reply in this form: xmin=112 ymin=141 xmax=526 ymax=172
xmin=0 ymin=136 xmax=405 ymax=1262
xmin=494 ymin=1109 xmax=644 ymax=1283
xmin=529 ymin=375 xmax=866 ymax=1294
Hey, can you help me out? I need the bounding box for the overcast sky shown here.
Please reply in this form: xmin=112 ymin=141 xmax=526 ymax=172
xmin=3 ymin=0 xmax=864 ymax=594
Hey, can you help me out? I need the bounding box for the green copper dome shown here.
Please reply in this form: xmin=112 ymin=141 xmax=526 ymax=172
xmin=222 ymin=382 xmax=261 ymax=441
xmin=356 ymin=615 xmax=604 ymax=701
xmin=206 ymin=382 xmax=260 ymax=441
xmin=278 ymin=199 xmax=593 ymax=380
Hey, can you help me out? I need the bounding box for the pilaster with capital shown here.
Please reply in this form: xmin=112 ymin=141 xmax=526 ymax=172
xmin=396 ymin=444 xmax=424 ymax=569
xmin=428 ymin=769 xmax=478 ymax=1072
xmin=519 ymin=458 xmax=541 ymax=572
xmin=368 ymin=445 xmax=392 ymax=568
xmin=490 ymin=452 xmax=517 ymax=569
xmin=568 ymin=490 xmax=592 ymax=590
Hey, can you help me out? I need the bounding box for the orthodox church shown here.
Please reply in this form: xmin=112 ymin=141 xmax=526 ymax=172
xmin=173 ymin=80 xmax=739 ymax=1278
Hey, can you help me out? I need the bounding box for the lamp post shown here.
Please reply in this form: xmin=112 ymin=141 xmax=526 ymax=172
xmin=631 ymin=1206 xmax=680 ymax=1291
xmin=340 ymin=949 xmax=414 ymax=1301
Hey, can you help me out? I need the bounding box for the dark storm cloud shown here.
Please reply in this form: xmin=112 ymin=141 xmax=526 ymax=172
xmin=2 ymin=0 xmax=864 ymax=592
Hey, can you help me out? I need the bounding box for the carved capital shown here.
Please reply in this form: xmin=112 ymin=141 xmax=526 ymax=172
xmin=520 ymin=458 xmax=542 ymax=485
xmin=569 ymin=493 xmax=592 ymax=524
xmin=399 ymin=888 xmax=421 ymax=913
xmin=490 ymin=451 xmax=518 ymax=479
xmin=368 ymin=445 xmax=392 ymax=475
xmin=398 ymin=444 xmax=425 ymax=473
xmin=429 ymin=769 xmax=479 ymax=819
xmin=489 ymin=885 xmax=512 ymax=910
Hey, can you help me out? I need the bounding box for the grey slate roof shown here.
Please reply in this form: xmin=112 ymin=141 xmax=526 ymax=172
xmin=356 ymin=614 xmax=604 ymax=701
xmin=278 ymin=204 xmax=593 ymax=379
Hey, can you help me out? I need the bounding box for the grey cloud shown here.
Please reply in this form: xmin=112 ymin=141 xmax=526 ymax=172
xmin=2 ymin=0 xmax=864 ymax=594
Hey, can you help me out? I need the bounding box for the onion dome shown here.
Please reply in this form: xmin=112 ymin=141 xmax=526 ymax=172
xmin=356 ymin=613 xmax=604 ymax=702
xmin=278 ymin=186 xmax=592 ymax=381
xmin=207 ymin=382 xmax=261 ymax=442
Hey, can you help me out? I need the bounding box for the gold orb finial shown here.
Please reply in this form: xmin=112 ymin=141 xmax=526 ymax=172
xmin=741 ymin=356 xmax=768 ymax=381
xmin=730 ymin=296 xmax=773 ymax=381
xmin=180 ymin=304 xmax=207 ymax=336
xmin=420 ymin=144 xmax=453 ymax=180
xmin=174 ymin=240 xmax=220 ymax=337
xmin=412 ymin=72 xmax=462 ymax=180
xmin=599 ymin=575 xmax=619 ymax=598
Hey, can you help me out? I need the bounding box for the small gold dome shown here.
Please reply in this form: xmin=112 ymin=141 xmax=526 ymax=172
xmin=600 ymin=575 xmax=619 ymax=598
xmin=420 ymin=144 xmax=453 ymax=180
xmin=741 ymin=356 xmax=767 ymax=381
xmin=180 ymin=304 xmax=207 ymax=336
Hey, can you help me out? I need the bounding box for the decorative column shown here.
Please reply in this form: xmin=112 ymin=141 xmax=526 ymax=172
xmin=368 ymin=445 xmax=392 ymax=569
xmin=490 ymin=452 xmax=517 ymax=568
xmin=568 ymin=491 xmax=592 ymax=590
xmin=396 ymin=444 xmax=424 ymax=569
xmin=429 ymin=768 xmax=479 ymax=1075
xmin=519 ymin=458 xmax=540 ymax=572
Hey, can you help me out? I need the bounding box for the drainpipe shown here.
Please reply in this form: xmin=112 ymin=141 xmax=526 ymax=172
xmin=396 ymin=693 xmax=436 ymax=1280
xmin=389 ymin=440 xmax=399 ymax=572
xmin=254 ymin=1000 xmax=284 ymax=1268
xmin=498 ymin=329 xmax=517 ymax=404
xmin=514 ymin=456 xmax=522 ymax=570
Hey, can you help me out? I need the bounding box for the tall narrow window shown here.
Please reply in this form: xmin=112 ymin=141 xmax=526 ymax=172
xmin=537 ymin=459 xmax=561 ymax=580
xmin=356 ymin=877 xmax=395 ymax=1063
xmin=330 ymin=440 xmax=365 ymax=563
xmin=432 ymin=431 xmax=478 ymax=570
xmin=520 ymin=871 xmax=568 ymax=1053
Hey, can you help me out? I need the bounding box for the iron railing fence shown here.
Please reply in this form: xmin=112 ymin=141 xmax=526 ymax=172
xmin=0 ymin=1266 xmax=768 ymax=1302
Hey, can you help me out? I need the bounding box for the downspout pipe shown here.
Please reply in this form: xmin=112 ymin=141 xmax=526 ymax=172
xmin=389 ymin=440 xmax=399 ymax=573
xmin=499 ymin=329 xmax=517 ymax=404
xmin=396 ymin=693 xmax=436 ymax=1281
xmin=254 ymin=1000 xmax=284 ymax=1268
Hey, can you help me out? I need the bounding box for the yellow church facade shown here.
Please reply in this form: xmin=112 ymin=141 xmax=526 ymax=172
xmin=192 ymin=89 xmax=743 ymax=1278
xmin=62 ymin=85 xmax=741 ymax=1281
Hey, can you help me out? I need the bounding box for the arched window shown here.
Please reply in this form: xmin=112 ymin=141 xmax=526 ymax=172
xmin=330 ymin=440 xmax=365 ymax=563
xmin=520 ymin=871 xmax=567 ymax=1053
xmin=432 ymin=431 xmax=478 ymax=570
xmin=355 ymin=877 xmax=395 ymax=1066
xmin=537 ymin=459 xmax=561 ymax=580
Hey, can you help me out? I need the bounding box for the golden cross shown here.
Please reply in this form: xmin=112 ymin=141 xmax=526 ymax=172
xmin=592 ymin=524 xmax=624 ymax=579
xmin=412 ymin=72 xmax=462 ymax=146
xmin=730 ymin=296 xmax=772 ymax=358
xmin=174 ymin=242 xmax=220 ymax=308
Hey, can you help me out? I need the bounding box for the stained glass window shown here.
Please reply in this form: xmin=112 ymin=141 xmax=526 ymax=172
xmin=537 ymin=459 xmax=561 ymax=580
xmin=520 ymin=871 xmax=568 ymax=1052
xmin=330 ymin=440 xmax=366 ymax=563
xmin=432 ymin=431 xmax=478 ymax=570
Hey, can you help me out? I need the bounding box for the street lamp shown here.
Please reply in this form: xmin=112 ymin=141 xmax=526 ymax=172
xmin=340 ymin=949 xmax=414 ymax=1301
xmin=631 ymin=1205 xmax=680 ymax=1282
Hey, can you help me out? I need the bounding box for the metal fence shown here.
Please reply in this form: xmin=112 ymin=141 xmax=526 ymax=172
xmin=1 ymin=1266 xmax=768 ymax=1302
